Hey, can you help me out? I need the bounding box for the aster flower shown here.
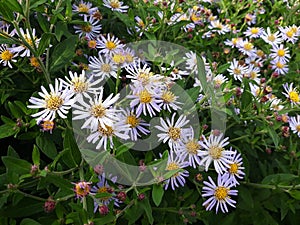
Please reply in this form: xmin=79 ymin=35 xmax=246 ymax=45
xmin=158 ymin=89 xmax=182 ymax=112
xmin=260 ymin=27 xmax=282 ymax=46
xmin=282 ymin=83 xmax=300 ymax=106
xmin=74 ymin=15 xmax=102 ymax=40
xmin=213 ymin=74 xmax=228 ymax=89
xmin=269 ymin=44 xmax=290 ymax=64
xmin=202 ymin=174 xmax=238 ymax=213
xmin=72 ymin=0 xmax=98 ymax=15
xmin=161 ymin=61 xmax=189 ymax=80
xmin=164 ymin=151 xmax=189 ymax=190
xmin=225 ymin=150 xmax=245 ymax=186
xmin=245 ymin=64 xmax=261 ymax=83
xmin=177 ymin=127 xmax=202 ymax=168
xmin=208 ymin=20 xmax=230 ymax=35
xmin=289 ymin=115 xmax=300 ymax=137
xmin=269 ymin=97 xmax=284 ymax=111
xmin=96 ymin=34 xmax=125 ymax=56
xmin=74 ymin=181 xmax=91 ymax=199
xmin=224 ymin=37 xmax=242 ymax=48
xmin=13 ymin=28 xmax=40 ymax=57
xmin=88 ymin=53 xmax=118 ymax=80
xmin=86 ymin=122 xmax=130 ymax=150
xmin=237 ymin=39 xmax=256 ymax=57
xmin=28 ymin=79 xmax=74 ymax=122
xmin=198 ymin=133 xmax=234 ymax=174
xmin=227 ymin=58 xmax=248 ymax=81
xmin=103 ymin=0 xmax=129 ymax=13
xmin=127 ymin=85 xmax=162 ymax=117
xmin=244 ymin=27 xmax=263 ymax=38
xmin=270 ymin=59 xmax=289 ymax=75
xmin=279 ymin=25 xmax=300 ymax=44
xmin=0 ymin=44 xmax=17 ymax=68
xmin=119 ymin=108 xmax=150 ymax=141
xmin=72 ymin=87 xmax=120 ymax=131
xmin=60 ymin=70 xmax=101 ymax=99
xmin=91 ymin=174 xmax=119 ymax=212
xmin=155 ymin=113 xmax=191 ymax=151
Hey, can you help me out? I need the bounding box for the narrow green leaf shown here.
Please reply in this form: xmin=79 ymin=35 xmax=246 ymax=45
xmin=152 ymin=184 xmax=164 ymax=207
xmin=8 ymin=102 xmax=23 ymax=118
xmin=2 ymin=156 xmax=31 ymax=175
xmin=37 ymin=33 xmax=52 ymax=56
xmin=1 ymin=0 xmax=23 ymax=15
xmin=32 ymin=145 xmax=40 ymax=166
xmin=49 ymin=35 xmax=78 ymax=72
xmin=140 ymin=198 xmax=154 ymax=224
xmin=115 ymin=142 xmax=135 ymax=157
xmin=267 ymin=126 xmax=279 ymax=148
xmin=46 ymin=174 xmax=73 ymax=191
xmin=63 ymin=128 xmax=81 ymax=166
xmin=186 ymin=86 xmax=200 ymax=103
xmin=0 ymin=124 xmax=17 ymax=139
xmin=55 ymin=21 xmax=72 ymax=41
xmin=0 ymin=35 xmax=18 ymax=45
xmin=30 ymin=0 xmax=48 ymax=9
xmin=241 ymin=79 xmax=252 ymax=110
xmin=36 ymin=12 xmax=49 ymax=33
xmin=20 ymin=218 xmax=41 ymax=225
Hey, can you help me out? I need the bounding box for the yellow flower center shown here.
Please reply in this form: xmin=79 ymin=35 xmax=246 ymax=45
xmin=138 ymin=20 xmax=145 ymax=28
xmin=30 ymin=57 xmax=40 ymax=67
xmin=106 ymin=41 xmax=117 ymax=50
xmin=101 ymin=63 xmax=111 ymax=73
xmin=250 ymin=71 xmax=257 ymax=79
xmin=98 ymin=125 xmax=114 ymax=136
xmin=125 ymin=54 xmax=134 ymax=63
xmin=126 ymin=115 xmax=139 ymax=128
xmin=277 ymin=49 xmax=285 ymax=57
xmin=251 ymin=27 xmax=259 ymax=34
xmin=166 ymin=162 xmax=180 ymax=177
xmin=40 ymin=120 xmax=55 ymax=131
xmin=191 ymin=13 xmax=200 ymax=23
xmin=75 ymin=183 xmax=90 ymax=197
xmin=286 ymin=29 xmax=294 ymax=38
xmin=161 ymin=91 xmax=176 ymax=103
xmin=244 ymin=42 xmax=253 ymax=51
xmin=73 ymin=79 xmax=88 ymax=93
xmin=267 ymin=34 xmax=275 ymax=42
xmin=1 ymin=50 xmax=13 ymax=61
xmin=110 ymin=0 xmax=120 ymax=9
xmin=186 ymin=140 xmax=200 ymax=155
xmin=209 ymin=146 xmax=223 ymax=159
xmin=276 ymin=61 xmax=284 ymax=69
xmin=91 ymin=104 xmax=106 ymax=118
xmin=78 ymin=3 xmax=89 ymax=13
xmin=233 ymin=68 xmax=241 ymax=75
xmin=214 ymin=186 xmax=229 ymax=200
xmin=229 ymin=163 xmax=239 ymax=174
xmin=88 ymin=40 xmax=97 ymax=48
xmin=24 ymin=34 xmax=35 ymax=47
xmin=46 ymin=95 xmax=64 ymax=110
xmin=232 ymin=38 xmax=238 ymax=45
xmin=168 ymin=127 xmax=181 ymax=140
xmin=97 ymin=187 xmax=110 ymax=201
xmin=139 ymin=90 xmax=152 ymax=103
xmin=296 ymin=125 xmax=300 ymax=132
xmin=112 ymin=53 xmax=125 ymax=64
xmin=81 ymin=24 xmax=92 ymax=33
xmin=289 ymin=91 xmax=299 ymax=103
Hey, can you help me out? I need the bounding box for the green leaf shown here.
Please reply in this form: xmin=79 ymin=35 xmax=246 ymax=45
xmin=94 ymin=192 xmax=113 ymax=199
xmin=2 ymin=156 xmax=31 ymax=175
xmin=140 ymin=198 xmax=154 ymax=224
xmin=93 ymin=215 xmax=116 ymax=225
xmin=36 ymin=12 xmax=49 ymax=33
xmin=45 ymin=174 xmax=73 ymax=191
xmin=36 ymin=134 xmax=57 ymax=159
xmin=1 ymin=0 xmax=23 ymax=15
xmin=267 ymin=126 xmax=279 ymax=148
xmin=55 ymin=21 xmax=72 ymax=41
xmin=0 ymin=124 xmax=17 ymax=139
xmin=152 ymin=184 xmax=164 ymax=207
xmin=186 ymin=86 xmax=200 ymax=103
xmin=37 ymin=33 xmax=53 ymax=56
xmin=217 ymin=63 xmax=230 ymax=74
xmin=20 ymin=218 xmax=41 ymax=225
xmin=63 ymin=128 xmax=81 ymax=166
xmin=30 ymin=0 xmax=48 ymax=9
xmin=115 ymin=142 xmax=135 ymax=157
xmin=8 ymin=102 xmax=23 ymax=118
xmin=241 ymin=79 xmax=252 ymax=110
xmin=49 ymin=35 xmax=78 ymax=72
xmin=0 ymin=3 xmax=14 ymax=21
xmin=0 ymin=35 xmax=18 ymax=45
xmin=32 ymin=145 xmax=40 ymax=166
xmin=262 ymin=173 xmax=298 ymax=185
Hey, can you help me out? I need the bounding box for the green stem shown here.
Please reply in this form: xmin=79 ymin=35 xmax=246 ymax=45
xmin=242 ymin=181 xmax=300 ymax=190
xmin=79 ymin=163 xmax=87 ymax=211
xmin=15 ymin=189 xmax=47 ymax=202
xmin=115 ymin=68 xmax=121 ymax=94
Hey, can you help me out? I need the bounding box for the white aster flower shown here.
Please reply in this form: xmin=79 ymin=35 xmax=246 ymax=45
xmin=227 ymin=58 xmax=248 ymax=81
xmin=260 ymin=27 xmax=282 ymax=46
xmin=28 ymin=79 xmax=74 ymax=122
xmin=244 ymin=27 xmax=263 ymax=38
xmin=96 ymin=34 xmax=125 ymax=56
xmin=202 ymin=174 xmax=238 ymax=213
xmin=13 ymin=28 xmax=40 ymax=57
xmin=282 ymin=83 xmax=300 ymax=106
xmin=88 ymin=53 xmax=118 ymax=80
xmin=74 ymin=15 xmax=102 ymax=40
xmin=158 ymin=89 xmax=182 ymax=112
xmin=289 ymin=115 xmax=300 ymax=137
xmin=225 ymin=150 xmax=245 ymax=186
xmin=155 ymin=113 xmax=191 ymax=151
xmin=237 ymin=39 xmax=256 ymax=57
xmin=269 ymin=44 xmax=291 ymax=64
xmin=164 ymin=150 xmax=189 ymax=190
xmin=270 ymin=59 xmax=289 ymax=75
xmin=198 ymin=133 xmax=234 ymax=174
xmin=0 ymin=44 xmax=17 ymax=68
xmin=103 ymin=0 xmax=129 ymax=13
xmin=72 ymin=0 xmax=98 ymax=15
xmin=72 ymin=87 xmax=120 ymax=131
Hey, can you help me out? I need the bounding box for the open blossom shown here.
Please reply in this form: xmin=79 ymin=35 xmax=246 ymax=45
xmin=198 ymin=133 xmax=235 ymax=174
xmin=74 ymin=15 xmax=102 ymax=40
xmin=282 ymin=83 xmax=300 ymax=106
xmin=202 ymin=174 xmax=238 ymax=213
xmin=289 ymin=115 xmax=300 ymax=137
xmin=28 ymin=79 xmax=74 ymax=123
